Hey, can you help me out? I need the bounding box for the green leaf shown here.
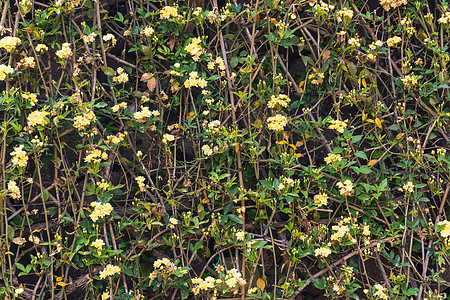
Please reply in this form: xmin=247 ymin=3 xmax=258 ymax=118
xmin=101 ymin=66 xmax=115 ymax=76
xmin=355 ymin=151 xmax=368 ymax=160
xmin=228 ymin=214 xmax=243 ymax=224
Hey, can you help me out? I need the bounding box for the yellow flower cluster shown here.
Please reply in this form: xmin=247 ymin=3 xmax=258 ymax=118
xmin=184 ymin=37 xmax=204 ymax=61
xmin=27 ymin=111 xmax=48 ymax=128
xmin=90 ymin=239 xmax=104 ymax=254
xmin=373 ymin=284 xmax=389 ymax=300
xmin=8 ymin=180 xmax=21 ymax=199
xmin=112 ymin=102 xmax=127 ymax=112
xmin=0 ymin=36 xmax=21 ymax=52
xmin=184 ymin=71 xmax=207 ymax=88
xmin=22 ymin=92 xmax=38 ymax=106
xmin=56 ymin=43 xmax=72 ymax=59
xmin=103 ymin=34 xmax=117 ymax=46
xmin=112 ymin=67 xmax=129 ymax=84
xmin=97 ymin=179 xmax=109 ymax=190
xmin=336 ymin=7 xmax=354 ymax=22
xmin=135 ymin=176 xmax=147 ymax=192
xmin=331 ymin=224 xmax=351 ymax=242
xmin=400 ymin=181 xmax=414 ymax=193
xmin=379 ymin=0 xmax=407 ymax=10
xmin=160 ymin=6 xmax=179 ymax=19
xmin=31 ymin=136 xmax=44 ymax=148
xmin=90 ymin=201 xmax=113 ymax=222
xmin=314 ymin=246 xmax=331 ymax=257
xmin=99 ymin=264 xmax=121 ymax=279
xmin=11 ymin=145 xmax=28 ymax=167
xmin=268 ymin=94 xmax=291 ymax=108
xmin=106 ymin=132 xmax=126 ymax=145
xmin=348 ymin=37 xmax=361 ymax=47
xmin=215 ymin=56 xmax=226 ymax=71
xmin=386 ymin=36 xmax=402 ymax=47
xmin=236 ymin=230 xmax=245 ymax=241
xmin=439 ymin=12 xmax=450 ymax=24
xmin=154 ymin=258 xmax=177 ymax=272
xmin=84 ymin=148 xmax=108 ymax=164
xmin=224 ymin=268 xmax=247 ymax=290
xmin=324 ymin=153 xmax=342 ymax=165
xmin=437 ymin=220 xmax=450 ymax=238
xmin=36 ymin=44 xmax=48 ymax=53
xmin=308 ymin=70 xmax=324 ymax=85
xmin=18 ymin=57 xmax=36 ymax=69
xmin=192 ymin=277 xmax=217 ymax=295
xmin=162 ymin=133 xmax=175 ymax=144
xmin=202 ymin=144 xmax=213 ymax=156
xmin=134 ymin=106 xmax=158 ymax=123
xmin=73 ymin=110 xmax=96 ymax=131
xmin=437 ymin=148 xmax=446 ymax=156
xmin=314 ymin=193 xmax=328 ymax=207
xmin=369 ymin=40 xmax=384 ymax=50
xmin=267 ymin=114 xmax=288 ymax=132
xmin=401 ymin=74 xmax=418 ymax=88
xmin=0 ymin=64 xmax=14 ymax=80
xmin=82 ymin=32 xmax=97 ymax=43
xmin=141 ymin=26 xmax=155 ymax=37
xmin=312 ymin=1 xmax=335 ymax=14
xmin=328 ymin=119 xmax=347 ymax=133
xmin=337 ymin=180 xmax=354 ymax=196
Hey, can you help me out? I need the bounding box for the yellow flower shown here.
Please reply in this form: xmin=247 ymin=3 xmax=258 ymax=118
xmin=202 ymin=144 xmax=213 ymax=156
xmin=0 ymin=36 xmax=21 ymax=52
xmin=141 ymin=26 xmax=155 ymax=37
xmin=236 ymin=230 xmax=245 ymax=241
xmin=99 ymin=264 xmax=121 ymax=279
xmin=112 ymin=67 xmax=129 ymax=84
xmin=101 ymin=291 xmax=110 ymax=300
xmin=162 ymin=134 xmax=175 ymax=144
xmin=437 ymin=220 xmax=450 ymax=238
xmin=184 ymin=37 xmax=204 ymax=61
xmin=268 ymin=94 xmax=291 ymax=108
xmin=14 ymin=287 xmax=24 ymax=297
xmin=27 ymin=111 xmax=49 ymax=128
xmin=328 ymin=119 xmax=348 ymax=133
xmin=22 ymin=92 xmax=38 ymax=106
xmin=313 ymin=193 xmax=328 ymax=207
xmin=90 ymin=202 xmax=113 ymax=222
xmin=36 ymin=44 xmax=48 ymax=53
xmin=18 ymin=56 xmax=36 ymax=68
xmin=90 ymin=239 xmax=105 ymax=250
xmin=82 ymin=32 xmax=97 ymax=43
xmin=112 ymin=102 xmax=127 ymax=112
xmin=337 ymin=180 xmax=354 ymax=196
xmin=401 ymin=181 xmax=414 ymax=193
xmin=8 ymin=180 xmax=21 ymax=199
xmin=386 ymin=36 xmax=402 ymax=47
xmin=11 ymin=145 xmax=28 ymax=167
xmin=379 ymin=0 xmax=407 ymax=11
xmin=56 ymin=42 xmax=72 ymax=59
xmin=103 ymin=34 xmax=117 ymax=46
xmin=267 ymin=114 xmax=288 ymax=132
xmin=0 ymin=64 xmax=14 ymax=80
xmin=314 ymin=246 xmax=331 ymax=257
xmin=73 ymin=110 xmax=96 ymax=131
xmin=135 ymin=176 xmax=147 ymax=192
xmin=324 ymin=153 xmax=342 ymax=165
xmin=97 ymin=179 xmax=109 ymax=190
xmin=160 ymin=6 xmax=179 ymax=19
xmin=84 ymin=149 xmax=108 ymax=164
xmin=184 ymin=71 xmax=207 ymax=88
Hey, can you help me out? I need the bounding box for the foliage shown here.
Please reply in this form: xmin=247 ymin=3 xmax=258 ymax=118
xmin=1 ymin=0 xmax=450 ymax=299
